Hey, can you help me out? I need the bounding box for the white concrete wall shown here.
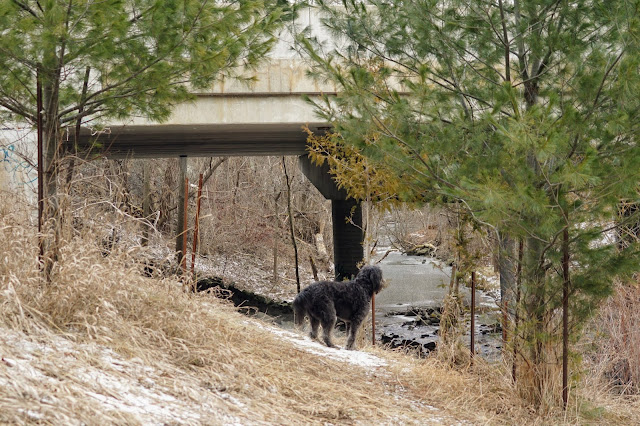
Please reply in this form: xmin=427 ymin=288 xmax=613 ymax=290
xmin=0 ymin=128 xmax=37 ymax=203
xmin=116 ymin=7 xmax=337 ymax=127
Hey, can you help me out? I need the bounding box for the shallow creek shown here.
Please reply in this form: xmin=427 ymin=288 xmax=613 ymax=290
xmin=373 ymin=249 xmax=503 ymax=359
xmin=210 ymin=247 xmax=505 ymax=360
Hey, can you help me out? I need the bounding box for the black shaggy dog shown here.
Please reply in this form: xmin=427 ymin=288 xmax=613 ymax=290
xmin=293 ymin=265 xmax=385 ymax=350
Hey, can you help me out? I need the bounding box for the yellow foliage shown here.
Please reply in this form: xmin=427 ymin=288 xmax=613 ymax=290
xmin=304 ymin=127 xmax=401 ymax=208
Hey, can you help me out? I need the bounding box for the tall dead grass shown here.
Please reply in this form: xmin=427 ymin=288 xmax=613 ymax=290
xmin=0 ymin=197 xmax=437 ymax=423
xmin=1 ymin=195 xmax=639 ymax=424
xmin=587 ymin=280 xmax=640 ymax=395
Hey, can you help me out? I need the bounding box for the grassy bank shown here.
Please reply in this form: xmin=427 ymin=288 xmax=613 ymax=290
xmin=1 ymin=205 xmax=638 ymax=424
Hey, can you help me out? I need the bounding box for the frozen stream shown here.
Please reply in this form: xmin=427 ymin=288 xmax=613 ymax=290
xmin=373 ymin=248 xmax=502 ymax=358
xmin=203 ymin=246 xmax=504 ymax=359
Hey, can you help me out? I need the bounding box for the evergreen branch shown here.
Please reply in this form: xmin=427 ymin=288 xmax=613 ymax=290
xmin=364 ymin=105 xmax=460 ymax=192
xmin=11 ymin=0 xmax=40 ymax=19
xmin=0 ymin=46 xmax=38 ymax=69
xmin=587 ymin=50 xmax=625 ymax=119
xmin=0 ymin=97 xmax=34 ymax=122
xmin=66 ymin=0 xmax=94 ymax=37
xmin=498 ymin=0 xmax=511 ymax=83
xmin=461 ymin=198 xmax=499 ymax=239
xmin=436 ymin=31 xmax=504 ymax=86
xmin=73 ymin=66 xmax=91 ymax=142
xmin=59 ymin=88 xmax=143 ymax=124
xmin=476 ymin=3 xmax=507 ymax=48
xmin=444 ymin=61 xmax=472 ymax=120
xmin=7 ymin=66 xmax=36 ymax=102
xmin=61 ymin=1 xmax=272 ymax=121
xmin=61 ymin=0 xmax=213 ymax=113
xmin=129 ymin=4 xmax=156 ymax=24
xmin=529 ymin=1 xmax=563 ymax=77
xmin=513 ymin=0 xmax=529 ymax=83
xmin=315 ymin=18 xmax=509 ymax=117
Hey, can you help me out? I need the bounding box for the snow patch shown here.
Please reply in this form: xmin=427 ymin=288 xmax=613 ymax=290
xmin=249 ymin=320 xmax=388 ymax=368
xmin=0 ymin=328 xmax=247 ymax=425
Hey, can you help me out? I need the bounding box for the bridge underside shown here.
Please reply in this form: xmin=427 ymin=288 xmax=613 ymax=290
xmin=72 ymin=121 xmax=363 ymax=280
xmin=74 ymin=122 xmax=330 ymax=159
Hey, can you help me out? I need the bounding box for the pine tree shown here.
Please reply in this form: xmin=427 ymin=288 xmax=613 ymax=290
xmin=0 ymin=0 xmax=291 ymax=201
xmin=0 ymin=0 xmax=292 ymax=278
xmin=300 ymin=0 xmax=640 ymax=407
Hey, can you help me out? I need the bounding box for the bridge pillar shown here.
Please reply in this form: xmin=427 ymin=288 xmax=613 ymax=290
xmin=298 ymin=155 xmax=363 ymax=281
xmin=331 ymin=199 xmax=364 ymax=281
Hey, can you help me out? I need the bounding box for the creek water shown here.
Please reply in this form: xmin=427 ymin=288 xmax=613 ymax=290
xmin=373 ymin=248 xmax=503 ymax=359
xmin=226 ymin=245 xmax=504 ymax=360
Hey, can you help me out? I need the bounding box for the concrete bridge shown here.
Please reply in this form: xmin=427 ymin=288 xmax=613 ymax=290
xmin=70 ymin=9 xmax=364 ymax=280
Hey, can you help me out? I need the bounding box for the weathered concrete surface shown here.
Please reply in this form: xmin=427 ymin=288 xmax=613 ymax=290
xmin=71 ymin=8 xmax=340 ymax=159
xmin=0 ymin=128 xmax=37 ymax=203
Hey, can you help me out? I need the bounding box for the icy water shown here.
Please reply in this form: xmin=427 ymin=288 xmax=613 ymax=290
xmin=237 ymin=247 xmax=503 ymax=359
xmin=374 ymin=250 xmax=451 ymax=314
xmin=373 ymin=249 xmax=503 ymax=359
xmin=373 ymin=248 xmax=494 ymax=315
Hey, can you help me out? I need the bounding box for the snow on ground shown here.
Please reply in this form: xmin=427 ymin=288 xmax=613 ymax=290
xmin=0 ymin=315 xmax=466 ymax=425
xmin=249 ymin=319 xmax=389 ymax=368
xmin=0 ymin=328 xmax=246 ymax=425
xmin=0 ymin=320 xmax=388 ymax=424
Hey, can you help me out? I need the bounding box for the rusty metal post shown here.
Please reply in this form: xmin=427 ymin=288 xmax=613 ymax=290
xmin=175 ymin=155 xmax=187 ymax=266
xmin=371 ymin=293 xmax=376 ymax=346
xmin=141 ymin=161 xmax=151 ymax=246
xmin=562 ymin=227 xmax=570 ymax=409
xmin=502 ymin=300 xmax=508 ymax=347
xmin=191 ymin=173 xmax=203 ymax=276
xmin=181 ymin=177 xmax=189 ymax=273
xmin=470 ymin=271 xmax=476 ymax=362
xmin=37 ymin=69 xmax=44 ymax=267
xmin=513 ymin=238 xmax=524 ymax=383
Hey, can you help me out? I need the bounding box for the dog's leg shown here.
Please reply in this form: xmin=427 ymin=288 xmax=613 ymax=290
xmin=293 ymin=305 xmax=305 ymax=328
xmin=321 ymin=315 xmax=338 ymax=348
xmin=322 ymin=320 xmax=337 ymax=348
xmin=309 ymin=317 xmax=320 ymax=340
xmin=345 ymin=319 xmax=362 ymax=350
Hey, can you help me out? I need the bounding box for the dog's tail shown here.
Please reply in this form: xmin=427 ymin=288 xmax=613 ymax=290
xmin=292 ymin=296 xmax=305 ymax=327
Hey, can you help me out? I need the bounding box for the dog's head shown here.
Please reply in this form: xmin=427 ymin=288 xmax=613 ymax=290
xmin=354 ymin=265 xmax=386 ymax=295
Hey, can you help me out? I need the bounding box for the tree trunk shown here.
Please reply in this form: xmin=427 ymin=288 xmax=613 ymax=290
xmin=499 ymin=234 xmax=516 ymax=305
xmin=272 ymin=190 xmax=281 ymax=284
xmin=282 ymin=157 xmax=300 ymax=293
xmin=499 ymin=234 xmax=516 ymax=345
xmin=522 ymin=234 xmax=550 ymax=405
xmin=512 ymin=238 xmax=524 ymax=382
xmin=41 ymin=67 xmax=63 ymax=281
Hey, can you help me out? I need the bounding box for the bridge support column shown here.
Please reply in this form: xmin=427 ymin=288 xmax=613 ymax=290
xmin=298 ymin=155 xmax=363 ymax=281
xmin=332 ymin=199 xmax=363 ymax=281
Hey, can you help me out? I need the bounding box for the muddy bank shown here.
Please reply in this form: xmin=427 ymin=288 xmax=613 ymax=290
xmin=196 ymin=277 xmax=294 ymax=323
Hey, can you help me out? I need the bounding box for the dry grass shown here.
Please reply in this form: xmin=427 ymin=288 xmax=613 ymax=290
xmin=1 ymin=198 xmax=639 ymax=425
xmin=584 ymin=280 xmax=640 ymax=397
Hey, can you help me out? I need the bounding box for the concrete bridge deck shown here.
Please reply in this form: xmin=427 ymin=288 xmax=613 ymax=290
xmin=77 ymin=122 xmax=330 ymax=158
xmin=72 ymin=7 xmax=340 ymax=159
